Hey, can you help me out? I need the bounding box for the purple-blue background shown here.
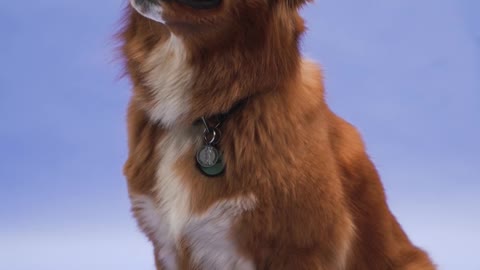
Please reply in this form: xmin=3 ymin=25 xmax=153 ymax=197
xmin=0 ymin=0 xmax=478 ymax=269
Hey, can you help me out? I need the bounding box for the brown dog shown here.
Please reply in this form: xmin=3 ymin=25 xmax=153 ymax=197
xmin=120 ymin=0 xmax=436 ymax=269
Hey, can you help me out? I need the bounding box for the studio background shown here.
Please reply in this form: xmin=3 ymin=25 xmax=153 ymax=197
xmin=0 ymin=0 xmax=478 ymax=269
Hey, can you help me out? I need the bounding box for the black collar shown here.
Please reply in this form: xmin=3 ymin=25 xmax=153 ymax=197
xmin=194 ymin=97 xmax=249 ymax=129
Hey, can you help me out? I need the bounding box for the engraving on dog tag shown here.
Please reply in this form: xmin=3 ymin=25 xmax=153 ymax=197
xmin=200 ymin=156 xmax=225 ymax=177
xmin=196 ymin=145 xmax=219 ymax=168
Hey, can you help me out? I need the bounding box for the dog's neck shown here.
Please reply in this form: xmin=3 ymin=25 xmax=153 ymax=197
xmin=123 ymin=8 xmax=306 ymax=128
xmin=185 ymin=14 xmax=305 ymax=127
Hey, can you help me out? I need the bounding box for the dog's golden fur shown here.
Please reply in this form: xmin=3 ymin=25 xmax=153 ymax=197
xmin=120 ymin=0 xmax=436 ymax=269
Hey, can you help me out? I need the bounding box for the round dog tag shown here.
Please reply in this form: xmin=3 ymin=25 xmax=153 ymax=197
xmin=199 ymin=155 xmax=225 ymax=177
xmin=196 ymin=145 xmax=219 ymax=168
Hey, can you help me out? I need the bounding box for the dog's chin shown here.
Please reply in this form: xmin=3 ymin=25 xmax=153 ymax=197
xmin=131 ymin=0 xmax=223 ymax=24
xmin=130 ymin=0 xmax=165 ymax=24
xmin=176 ymin=0 xmax=222 ymax=9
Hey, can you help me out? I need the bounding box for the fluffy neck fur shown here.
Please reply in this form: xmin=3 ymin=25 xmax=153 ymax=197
xmin=120 ymin=3 xmax=306 ymax=127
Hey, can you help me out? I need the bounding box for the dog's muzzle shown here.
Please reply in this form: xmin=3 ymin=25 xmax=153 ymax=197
xmin=175 ymin=0 xmax=222 ymax=9
xmin=137 ymin=0 xmax=221 ymax=9
xmin=131 ymin=0 xmax=221 ymax=22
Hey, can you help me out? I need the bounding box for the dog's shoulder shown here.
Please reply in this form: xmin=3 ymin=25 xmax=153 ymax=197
xmin=328 ymin=112 xmax=367 ymax=168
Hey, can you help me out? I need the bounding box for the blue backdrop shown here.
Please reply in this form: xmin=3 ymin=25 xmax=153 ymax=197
xmin=0 ymin=0 xmax=478 ymax=269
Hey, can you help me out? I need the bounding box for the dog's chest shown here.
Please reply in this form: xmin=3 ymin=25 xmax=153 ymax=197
xmin=131 ymin=128 xmax=255 ymax=270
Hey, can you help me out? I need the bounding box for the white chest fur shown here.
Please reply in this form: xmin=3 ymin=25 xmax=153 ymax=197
xmin=131 ymin=128 xmax=256 ymax=270
xmin=142 ymin=34 xmax=193 ymax=128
